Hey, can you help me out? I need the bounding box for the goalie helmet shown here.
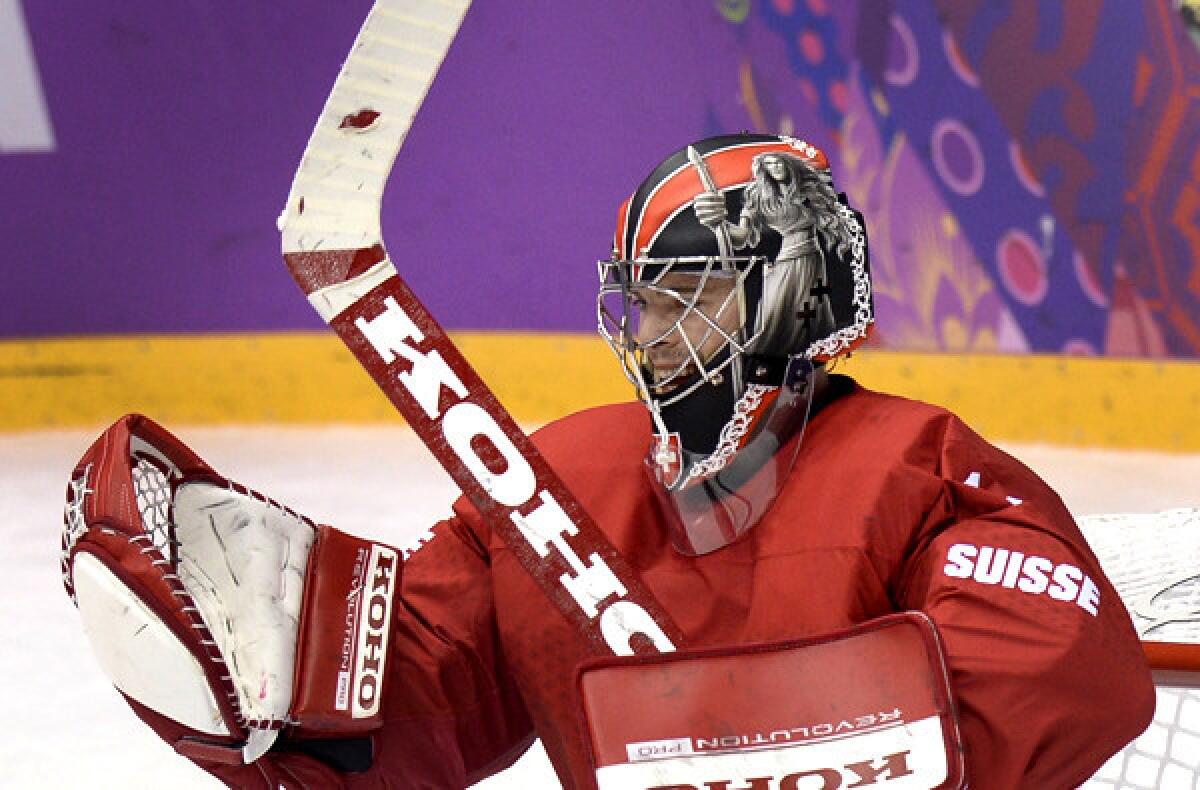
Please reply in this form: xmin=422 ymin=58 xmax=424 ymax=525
xmin=597 ymin=133 xmax=873 ymax=555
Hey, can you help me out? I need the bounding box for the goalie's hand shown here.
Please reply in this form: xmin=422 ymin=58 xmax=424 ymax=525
xmin=692 ymin=190 xmax=729 ymax=229
xmin=61 ymin=415 xmax=401 ymax=786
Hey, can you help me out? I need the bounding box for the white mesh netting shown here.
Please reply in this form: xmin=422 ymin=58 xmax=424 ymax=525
xmin=130 ymin=453 xmax=175 ymax=561
xmin=1085 ymin=686 xmax=1200 ymax=789
xmin=62 ymin=442 xmax=181 ymax=601
xmin=1079 ymin=510 xmax=1200 ymax=788
xmin=61 ymin=464 xmax=93 ymax=597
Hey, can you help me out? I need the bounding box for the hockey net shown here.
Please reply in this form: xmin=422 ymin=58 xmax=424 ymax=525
xmin=1078 ymin=509 xmax=1200 ymax=789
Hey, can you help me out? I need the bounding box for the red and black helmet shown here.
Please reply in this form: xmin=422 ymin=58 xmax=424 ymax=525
xmin=597 ymin=134 xmax=875 ymax=555
xmin=599 ymin=133 xmax=872 ymax=408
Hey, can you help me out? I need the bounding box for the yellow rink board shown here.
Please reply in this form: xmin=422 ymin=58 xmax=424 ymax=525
xmin=2 ymin=333 xmax=1198 ymax=450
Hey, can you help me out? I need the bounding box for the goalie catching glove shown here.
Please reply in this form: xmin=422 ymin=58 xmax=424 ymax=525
xmin=60 ymin=414 xmax=400 ymax=787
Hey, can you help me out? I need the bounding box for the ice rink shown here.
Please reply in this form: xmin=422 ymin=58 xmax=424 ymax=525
xmin=6 ymin=424 xmax=1199 ymax=788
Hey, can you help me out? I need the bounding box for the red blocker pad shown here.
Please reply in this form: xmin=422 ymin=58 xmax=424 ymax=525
xmin=577 ymin=612 xmax=964 ymax=790
xmin=292 ymin=525 xmax=399 ymax=730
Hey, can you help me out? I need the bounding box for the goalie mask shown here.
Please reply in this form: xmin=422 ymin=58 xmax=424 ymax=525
xmin=597 ymin=133 xmax=872 ymax=555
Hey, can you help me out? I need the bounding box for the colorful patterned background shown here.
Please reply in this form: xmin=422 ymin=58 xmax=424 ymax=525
xmin=725 ymin=0 xmax=1200 ymax=357
xmin=4 ymin=1 xmax=1199 ymax=358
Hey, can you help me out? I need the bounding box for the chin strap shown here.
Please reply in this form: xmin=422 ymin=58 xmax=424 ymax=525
xmin=651 ymin=350 xmax=740 ymax=457
xmin=652 ymin=357 xmax=816 ymax=492
xmin=677 ymin=384 xmax=772 ymax=485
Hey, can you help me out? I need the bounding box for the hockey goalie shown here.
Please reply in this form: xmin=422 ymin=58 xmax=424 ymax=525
xmin=61 ymin=135 xmax=1154 ymax=789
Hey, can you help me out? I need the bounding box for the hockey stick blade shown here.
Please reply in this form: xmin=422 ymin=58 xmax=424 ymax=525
xmin=278 ymin=0 xmax=681 ymax=658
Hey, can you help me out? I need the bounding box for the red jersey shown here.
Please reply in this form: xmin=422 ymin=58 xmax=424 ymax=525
xmin=357 ymin=377 xmax=1153 ymax=789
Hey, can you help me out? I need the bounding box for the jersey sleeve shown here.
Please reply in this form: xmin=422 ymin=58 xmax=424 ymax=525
xmin=363 ymin=514 xmax=535 ymax=788
xmin=895 ymin=417 xmax=1155 ymax=788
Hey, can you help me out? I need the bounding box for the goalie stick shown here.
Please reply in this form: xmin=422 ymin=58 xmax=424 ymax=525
xmin=278 ymin=0 xmax=681 ymax=656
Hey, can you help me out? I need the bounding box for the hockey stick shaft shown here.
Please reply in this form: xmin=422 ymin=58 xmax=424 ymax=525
xmin=279 ymin=0 xmax=680 ymax=656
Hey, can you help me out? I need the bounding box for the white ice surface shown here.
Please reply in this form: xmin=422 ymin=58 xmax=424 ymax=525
xmin=6 ymin=425 xmax=1200 ymax=789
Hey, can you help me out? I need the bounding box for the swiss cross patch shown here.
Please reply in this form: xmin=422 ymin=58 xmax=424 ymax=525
xmin=652 ymin=433 xmax=685 ymax=489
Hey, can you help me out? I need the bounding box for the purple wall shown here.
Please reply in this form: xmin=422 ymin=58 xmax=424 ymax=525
xmin=5 ymin=1 xmax=1200 ymax=358
xmin=3 ymin=1 xmax=751 ymax=336
xmin=7 ymin=3 xmax=367 ymax=335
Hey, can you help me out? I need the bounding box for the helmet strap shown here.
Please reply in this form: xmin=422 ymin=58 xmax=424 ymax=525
xmin=655 ymin=357 xmax=739 ymax=456
xmin=652 ymin=349 xmax=798 ymax=457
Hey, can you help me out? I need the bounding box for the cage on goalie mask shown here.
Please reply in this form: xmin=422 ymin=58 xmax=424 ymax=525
xmin=597 ymin=134 xmax=873 ymax=555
